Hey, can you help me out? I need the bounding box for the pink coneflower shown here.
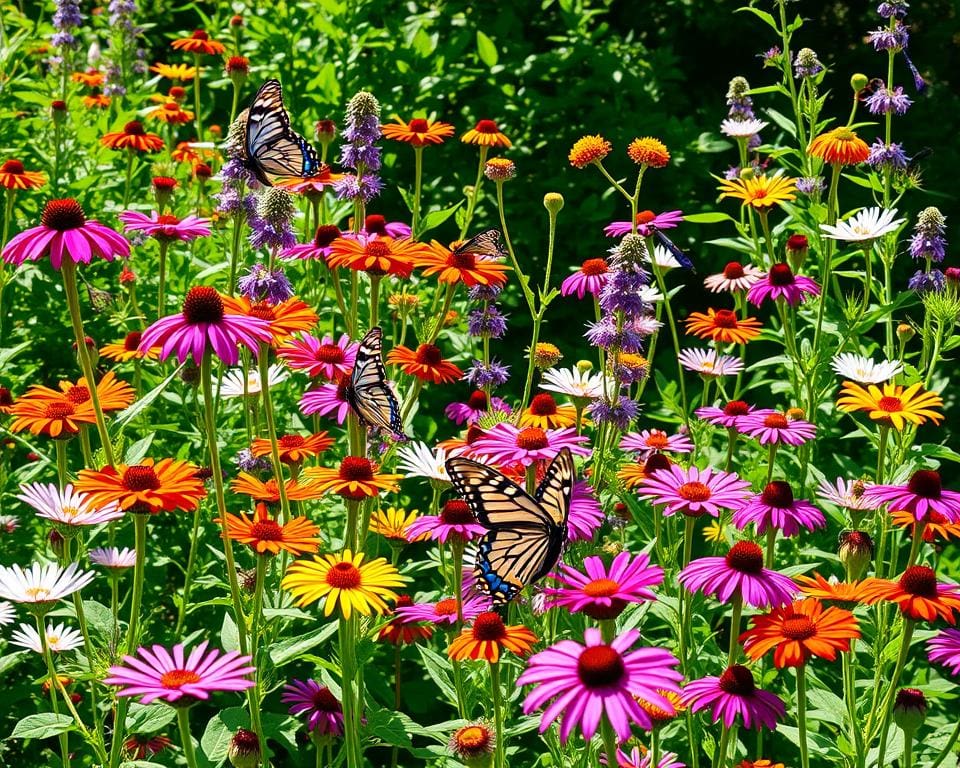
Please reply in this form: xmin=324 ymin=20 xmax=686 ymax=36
xmin=609 ymin=748 xmax=685 ymax=768
xmin=17 ymin=482 xmax=124 ymax=528
xmin=680 ymin=542 xmax=798 ymax=608
xmin=299 ymin=378 xmax=351 ymax=424
xmin=747 ymin=263 xmax=820 ymax=307
xmin=468 ymin=423 xmax=590 ymax=467
xmin=118 ymin=210 xmax=211 ymax=242
xmin=695 ymin=400 xmax=756 ymax=428
xmin=732 ymin=482 xmax=826 ymax=537
xmin=619 ymin=429 xmax=694 ymax=459
xmin=678 ymin=349 xmax=743 ymax=377
xmin=281 ymin=225 xmax=342 ymax=261
xmin=544 ymin=552 xmax=663 ymax=620
xmin=404 ymin=499 xmax=486 ymax=544
xmin=103 ymin=641 xmax=255 ymax=705
xmin=861 ymin=470 xmax=960 ymax=523
xmin=817 ymin=477 xmax=874 ymax=511
xmin=604 ymin=209 xmax=684 ymax=238
xmin=927 ymin=628 xmax=960 ymax=676
xmin=703 ymin=262 xmax=764 ymax=293
xmin=361 ymin=214 xmax=412 ymax=238
xmin=681 ymin=665 xmax=785 ymax=730
xmin=568 ymin=480 xmax=604 ymax=543
xmin=139 ymin=286 xmax=272 ymax=366
xmin=280 ymin=679 xmax=344 ymax=735
xmin=444 ymin=390 xmax=511 ymax=425
xmin=2 ymin=198 xmax=130 ymax=270
xmin=738 ymin=410 xmax=817 ymax=446
xmin=278 ymin=333 xmax=358 ymax=381
xmin=394 ymin=592 xmax=490 ymax=626
xmin=89 ymin=547 xmax=137 ymax=570
xmin=518 ymin=628 xmax=683 ymax=743
xmin=637 ymin=465 xmax=751 ymax=518
xmin=561 ymin=258 xmax=610 ymax=299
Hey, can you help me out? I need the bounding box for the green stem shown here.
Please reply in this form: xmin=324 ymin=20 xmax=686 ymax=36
xmin=156 ymin=241 xmax=169 ymax=320
xmin=122 ymin=150 xmax=134 ymax=209
xmin=176 ymin=708 xmax=200 ymax=768
xmin=338 ymin=615 xmax=363 ymax=768
xmin=175 ymin=504 xmax=203 ymax=636
xmin=813 ymin=164 xmax=841 ymax=352
xmin=412 ymin=146 xmax=423 ymax=235
xmin=459 ymin=146 xmax=489 ymax=239
xmin=928 ymin=720 xmax=960 ymax=768
xmin=258 ymin=345 xmax=293 ymax=523
xmin=36 ymin=612 xmax=71 ymax=768
xmin=875 ymin=620 xmax=915 ymax=768
xmin=797 ymin=665 xmax=810 ymax=768
xmin=727 ymin=596 xmax=743 ymax=667
xmin=192 ymin=55 xmax=203 ymax=142
xmin=491 ymin=661 xmax=506 ymax=768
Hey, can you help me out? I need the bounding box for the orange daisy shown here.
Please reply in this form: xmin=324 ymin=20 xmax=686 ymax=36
xmin=637 ymin=689 xmax=686 ymax=726
xmin=170 ymin=30 xmax=226 ymax=56
xmin=795 ymin=573 xmax=870 ymax=605
xmin=387 ymin=343 xmax=462 ymax=384
xmin=101 ymin=331 xmax=162 ymax=362
xmin=859 ymin=566 xmax=960 ymax=623
xmin=75 ymin=458 xmax=207 ymax=514
xmin=378 ymin=595 xmax=434 ymax=645
xmin=147 ymin=102 xmax=195 ymax=125
xmin=460 ymin=119 xmax=511 ymax=148
xmin=685 ymin=308 xmax=762 ymax=344
xmin=83 ymin=93 xmax=111 ymax=109
xmin=415 ymin=241 xmax=511 ymax=287
xmin=808 ymin=127 xmax=870 ymax=166
xmin=230 ymin=473 xmax=326 ymax=503
xmin=890 ymin=509 xmax=960 ymax=542
xmin=447 ymin=611 xmax=537 ymax=663
xmin=71 ymin=69 xmax=104 ymax=87
xmin=740 ymin=598 xmax=860 ymax=668
xmin=217 ymin=502 xmax=321 ymax=556
xmin=150 ymin=62 xmax=197 ymax=80
xmin=221 ymin=296 xmax=318 ymax=345
xmin=302 ymin=457 xmax=402 ymax=501
xmin=627 ymin=137 xmax=670 ymax=168
xmin=519 ymin=393 xmax=580 ymax=429
xmin=250 ymin=433 xmax=334 ymax=464
xmin=0 ymin=159 xmax=47 ymax=191
xmin=381 ymin=117 xmax=455 ymax=147
xmin=275 ymin=165 xmax=344 ymax=195
xmin=101 ymin=121 xmax=165 ymax=153
xmin=43 ymin=371 xmax=134 ymax=414
xmin=171 ymin=141 xmax=200 ymax=164
xmin=8 ymin=392 xmax=95 ymax=438
xmin=327 ymin=237 xmax=428 ymax=278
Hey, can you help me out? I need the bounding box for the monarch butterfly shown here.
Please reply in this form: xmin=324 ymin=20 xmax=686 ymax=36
xmin=453 ymin=229 xmax=508 ymax=261
xmin=344 ymin=327 xmax=409 ymax=442
xmin=239 ymin=79 xmax=320 ymax=186
xmin=445 ymin=448 xmax=575 ymax=605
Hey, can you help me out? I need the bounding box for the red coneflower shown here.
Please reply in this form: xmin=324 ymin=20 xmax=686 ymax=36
xmin=170 ymin=30 xmax=226 ymax=56
xmin=101 ymin=121 xmax=165 ymax=153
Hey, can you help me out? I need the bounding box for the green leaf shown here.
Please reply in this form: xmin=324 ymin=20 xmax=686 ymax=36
xmin=10 ymin=713 xmax=75 ymax=739
xmin=476 ymin=31 xmax=498 ymax=68
xmin=416 ymin=644 xmax=458 ymax=706
xmin=735 ymin=6 xmax=779 ymax=32
xmin=201 ymin=707 xmax=245 ymax=763
xmin=694 ymin=132 xmax=733 ymax=154
xmin=415 ymin=202 xmax=463 ymax=239
xmin=220 ymin=611 xmax=240 ymax=652
xmin=125 ymin=703 xmax=176 ymax=734
xmin=364 ymin=706 xmax=412 ymax=748
xmin=268 ymin=623 xmax=338 ymax=666
xmin=683 ymin=212 xmax=735 ymax=224
xmin=125 ymin=434 xmax=155 ymax=465
xmin=113 ymin=364 xmax=183 ymax=430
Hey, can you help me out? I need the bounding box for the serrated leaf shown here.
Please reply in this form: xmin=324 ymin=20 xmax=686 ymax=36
xmin=10 ymin=713 xmax=75 ymax=739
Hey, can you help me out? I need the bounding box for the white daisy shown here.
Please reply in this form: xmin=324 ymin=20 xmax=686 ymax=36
xmin=820 ymin=207 xmax=905 ymax=242
xmin=720 ymin=118 xmax=768 ymax=138
xmin=678 ymin=348 xmax=744 ymax=377
xmin=10 ymin=622 xmax=84 ymax=653
xmin=0 ymin=562 xmax=95 ymax=607
xmin=396 ymin=442 xmax=451 ymax=484
xmin=703 ymin=261 xmax=764 ymax=293
xmin=88 ymin=547 xmax=138 ymax=570
xmin=219 ymin=364 xmax=289 ymax=398
xmin=539 ymin=367 xmax=606 ymax=400
xmin=830 ymin=353 xmax=903 ymax=384
xmin=0 ymin=601 xmax=15 ymax=626
xmin=17 ymin=483 xmax=123 ymax=527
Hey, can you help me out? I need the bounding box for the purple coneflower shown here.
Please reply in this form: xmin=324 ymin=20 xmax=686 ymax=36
xmin=404 ymin=499 xmax=486 ymax=544
xmin=394 ymin=593 xmax=490 ymax=626
xmin=299 ymin=380 xmax=352 ymax=424
xmin=118 ymin=210 xmax=211 ymax=242
xmin=679 ymin=541 xmax=798 ymax=608
xmin=737 ymin=410 xmax=817 ymax=446
xmin=747 ymin=263 xmax=820 ymax=307
xmin=927 ymin=628 xmax=960 ymax=676
xmin=281 ymin=680 xmax=344 ymax=734
xmin=544 ymin=552 xmax=663 ymax=620
xmin=695 ymin=400 xmax=755 ymax=429
xmin=568 ymin=480 xmax=604 ymax=542
xmin=561 ymin=258 xmax=610 ymax=299
xmin=603 ymin=209 xmax=684 ymax=238
xmin=281 ymin=225 xmax=342 ymax=261
xmin=732 ymin=481 xmax=826 ymax=537
xmin=861 ymin=470 xmax=960 ymax=523
xmin=619 ymin=429 xmax=693 ymax=459
xmin=638 ymin=465 xmax=750 ymax=518
xmin=468 ymin=423 xmax=589 ymax=467
xmin=278 ymin=333 xmax=358 ymax=381
xmin=444 ymin=390 xmax=510 ymax=425
xmin=681 ymin=664 xmax=785 ymax=730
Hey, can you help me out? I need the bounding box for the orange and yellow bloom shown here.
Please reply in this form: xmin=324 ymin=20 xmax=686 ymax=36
xmin=250 ymin=432 xmax=333 ymax=464
xmin=170 ymin=30 xmax=226 ymax=56
xmin=808 ymin=127 xmax=870 ymax=166
xmin=739 ymin=598 xmax=860 ymax=667
xmin=75 ymin=458 xmax=207 ymax=514
xmin=627 ymin=137 xmax=670 ymax=168
xmin=387 ymin=343 xmax=462 ymax=384
xmin=381 ymin=117 xmax=455 ymax=147
xmin=0 ymin=159 xmax=46 ymax=191
xmin=718 ymin=172 xmax=797 ymax=211
xmin=685 ymin=308 xmax=762 ymax=344
xmin=461 ymin=119 xmax=511 ymax=148
xmin=303 ymin=457 xmax=402 ymax=501
xmin=217 ymin=503 xmax=321 ymax=556
xmin=101 ymin=122 xmax=165 ymax=153
xmin=448 ymin=611 xmax=537 ymax=663
xmin=568 ymin=135 xmax=612 ymax=169
xmin=836 ymin=381 xmax=943 ymax=430
xmin=415 ymin=241 xmax=511 ymax=287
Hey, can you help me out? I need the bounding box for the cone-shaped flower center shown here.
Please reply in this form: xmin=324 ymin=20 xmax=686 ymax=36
xmin=467 ymin=390 xmax=489 ymax=410
xmin=41 ymin=199 xmax=86 ymax=231
xmin=312 ymin=686 xmax=341 ymax=712
xmin=763 ymin=413 xmax=789 ymax=428
xmin=635 ymin=210 xmax=656 ymax=224
xmin=581 ymin=257 xmax=609 ymax=276
xmin=583 ymin=578 xmax=620 ymax=598
xmin=781 ymin=615 xmax=816 ymax=640
xmin=725 ymin=541 xmax=765 ymax=574
xmin=279 ymin=434 xmax=305 ymax=449
xmin=169 ymin=86 xmax=187 ymax=99
xmin=338 ymin=457 xmax=374 ymax=481
xmin=472 ymin=612 xmax=507 ymax=641
xmin=364 ymin=240 xmax=392 ymax=259
xmin=182 ymin=286 xmax=225 ymax=324
xmin=325 ymin=562 xmax=361 ymax=589
xmin=434 ymin=598 xmax=458 ymax=616
xmin=157 ymin=214 xmax=180 ymax=227
xmin=123 ymin=121 xmax=145 ymax=135
xmin=761 ymin=481 xmax=794 ymax=508
xmin=768 ymin=263 xmax=796 ymax=286
xmin=713 ymin=309 xmax=739 ymax=328
xmin=364 ymin=214 xmax=387 ymax=234
xmin=449 ymin=249 xmax=477 ymax=270
xmin=123 ymin=465 xmax=161 ymax=491
xmin=44 ymin=401 xmax=75 ymax=419
xmin=718 ymin=664 xmax=756 ymax=695
xmin=160 ymin=669 xmax=201 ymax=689
xmin=64 ymin=385 xmax=90 ymax=404
xmin=230 ymin=729 xmax=259 ymax=753
xmin=414 ymin=344 xmax=443 ymax=365
xmin=723 ymin=262 xmax=745 ymax=279
xmin=516 ymin=427 xmax=549 ymax=450
xmin=248 ymin=301 xmax=276 ymax=322
xmin=894 ymin=688 xmax=926 ymax=710
xmin=899 ymin=565 xmax=937 ymax=598
xmin=1 ymin=160 xmax=25 ymax=174
xmin=123 ymin=331 xmax=143 ymax=351
xmin=307 ymin=344 xmax=341 ymax=366
xmin=529 ymin=393 xmax=558 ymax=416
xmin=475 ymin=120 xmax=499 ymax=134
xmin=440 ymin=499 xmax=474 ymax=525
xmin=643 ymin=453 xmax=672 ymax=476
xmin=455 ymin=725 xmax=491 ymax=752
xmin=465 ymin=424 xmax=485 ymax=445
xmin=250 ymin=520 xmax=283 ymax=541
xmin=787 ymin=234 xmax=808 ymax=251
xmin=314 ymin=225 xmax=341 ymax=248
xmin=394 ymin=594 xmax=414 ymax=609
xmin=191 ymin=29 xmax=209 ymax=39
xmin=678 ymin=481 xmax=711 ymax=502
xmin=907 ymin=469 xmax=942 ymax=499
xmin=153 ymin=176 xmax=177 ymax=191
xmin=877 ymin=396 xmax=903 ymax=412
xmin=577 ymin=644 xmax=626 ymax=688
xmin=723 ymin=400 xmax=750 ymax=416
xmin=407 ymin=118 xmax=430 ymax=133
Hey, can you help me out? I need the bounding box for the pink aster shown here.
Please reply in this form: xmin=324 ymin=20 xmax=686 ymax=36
xmin=561 ymin=258 xmax=610 ymax=299
xmin=637 ymin=465 xmax=751 ymax=518
xmin=17 ymin=482 xmax=124 ymax=527
xmin=604 ymin=209 xmax=684 ymax=238
xmin=118 ymin=210 xmax=211 ymax=242
xmin=681 ymin=664 xmax=785 ymax=730
xmin=544 ymin=552 xmax=663 ymax=620
xmin=468 ymin=423 xmax=590 ymax=467
xmin=747 ymin=263 xmax=820 ymax=307
xmin=394 ymin=592 xmax=490 ymax=626
xmin=299 ymin=378 xmax=351 ymax=424
xmin=278 ymin=333 xmax=358 ymax=380
xmin=619 ymin=429 xmax=694 ymax=459
xmin=927 ymin=628 xmax=960 ymax=676
xmin=280 ymin=679 xmax=344 ymax=735
xmin=609 ymin=748 xmax=685 ymax=768
xmin=817 ymin=477 xmax=874 ymax=511
xmin=518 ymin=627 xmax=683 ymax=743
xmin=738 ymin=409 xmax=816 ymax=446
xmin=732 ymin=481 xmax=826 ymax=537
xmin=281 ymin=225 xmax=342 ymax=261
xmin=444 ymin=390 xmax=511 ymax=425
xmin=405 ymin=499 xmax=487 ymax=544
xmin=2 ymin=198 xmax=129 ymax=270
xmin=139 ymin=286 xmax=272 ymax=366
xmin=103 ymin=641 xmax=254 ymax=705
xmin=860 ymin=469 xmax=960 ymax=523
xmin=679 ymin=541 xmax=798 ymax=608
xmin=695 ymin=400 xmax=756 ymax=428
xmin=568 ymin=480 xmax=604 ymax=543
xmin=703 ymin=261 xmax=764 ymax=293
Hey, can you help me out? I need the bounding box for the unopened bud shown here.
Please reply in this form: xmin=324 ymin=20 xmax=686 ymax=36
xmin=228 ymin=728 xmax=260 ymax=768
xmin=893 ymin=688 xmax=927 ymax=732
xmin=838 ymin=530 xmax=874 ymax=579
xmin=543 ymin=192 xmax=564 ymax=215
xmin=850 ymin=73 xmax=869 ymax=92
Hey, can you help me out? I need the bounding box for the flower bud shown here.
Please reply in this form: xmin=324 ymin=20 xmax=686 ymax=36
xmin=51 ymin=100 xmax=68 ymax=124
xmin=897 ymin=323 xmax=915 ymax=342
xmin=531 ymin=342 xmax=562 ymax=370
xmin=786 ymin=233 xmax=809 ymax=271
xmin=229 ymin=14 xmax=244 ymax=27
xmin=838 ymin=530 xmax=874 ymax=579
xmin=850 ymin=73 xmax=869 ymax=92
xmin=893 ymin=688 xmax=927 ymax=732
xmin=739 ymin=166 xmax=756 ymax=180
xmin=576 ymin=359 xmax=593 ymax=373
xmin=315 ymin=119 xmax=337 ymax=146
xmin=228 ymin=728 xmax=260 ymax=768
xmin=48 ymin=529 xmax=66 ymax=558
xmin=543 ymin=192 xmax=564 ymax=215
xmin=449 ymin=722 xmax=495 ymax=767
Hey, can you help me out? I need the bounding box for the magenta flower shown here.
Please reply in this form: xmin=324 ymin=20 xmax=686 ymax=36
xmin=139 ymin=286 xmax=272 ymax=366
xmin=927 ymin=628 xmax=960 ymax=676
xmin=747 ymin=263 xmax=820 ymax=307
xmin=738 ymin=410 xmax=817 ymax=446
xmin=278 ymin=333 xmax=358 ymax=381
xmin=544 ymin=552 xmax=663 ymax=620
xmin=282 ymin=225 xmax=342 ymax=261
xmin=609 ymin=748 xmax=685 ymax=768
xmin=299 ymin=380 xmax=351 ymax=424
xmin=619 ymin=429 xmax=694 ymax=459
xmin=518 ymin=628 xmax=683 ymax=743
xmin=604 ymin=210 xmax=684 ymax=238
xmin=679 ymin=541 xmax=798 ymax=608
xmin=568 ymin=480 xmax=604 ymax=543
xmin=103 ymin=641 xmax=254 ymax=705
xmin=118 ymin=210 xmax=211 ymax=242
xmin=444 ymin=390 xmax=511 ymax=425
xmin=469 ymin=423 xmax=590 ymax=467
xmin=561 ymin=258 xmax=610 ymax=299
xmin=394 ymin=592 xmax=490 ymax=626
xmin=2 ymin=198 xmax=129 ymax=270
xmin=361 ymin=214 xmax=411 ymax=238
xmin=637 ymin=465 xmax=751 ymax=518
xmin=404 ymin=499 xmax=486 ymax=544
xmin=732 ymin=482 xmax=826 ymax=537
xmin=695 ymin=400 xmax=756 ymax=429
xmin=681 ymin=665 xmax=785 ymax=730
xmin=861 ymin=470 xmax=960 ymax=523
xmin=281 ymin=679 xmax=344 ymax=734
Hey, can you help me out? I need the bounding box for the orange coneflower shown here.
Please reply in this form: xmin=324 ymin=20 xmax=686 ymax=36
xmin=221 ymin=295 xmax=318 ymax=345
xmin=327 ymin=237 xmax=427 ymax=278
xmin=387 ymin=343 xmax=462 ymax=384
xmin=890 ymin=509 xmax=960 ymax=542
xmin=808 ymin=127 xmax=870 ymax=167
xmin=101 ymin=331 xmax=162 ymax=362
xmin=150 ymin=62 xmax=197 ymax=81
xmin=8 ymin=392 xmax=96 ymax=438
xmin=685 ymin=308 xmax=762 ymax=344
xmin=637 ymin=689 xmax=686 ymax=726
xmin=303 ymin=457 xmax=402 ymax=501
xmin=795 ymin=573 xmax=870 ymax=605
xmin=171 ymin=141 xmax=200 ymax=164
xmin=275 ymin=165 xmax=344 ymax=196
xmin=147 ymin=102 xmax=195 ymax=125
xmin=250 ymin=432 xmax=334 ymax=465
xmin=230 ymin=472 xmax=326 ymax=503
xmin=0 ymin=159 xmax=46 ymax=191
xmin=740 ymin=598 xmax=860 ymax=668
xmin=460 ymin=119 xmax=511 ymax=148
xmin=48 ymin=371 xmax=135 ymax=414
xmin=859 ymin=565 xmax=960 ymax=623
xmin=75 ymin=458 xmax=207 ymax=514
xmin=414 ymin=240 xmax=511 ymax=287
xmin=101 ymin=121 xmax=165 ymax=153
xmin=71 ymin=69 xmax=104 ymax=87
xmin=447 ymin=612 xmax=537 ymax=663
xmin=568 ymin=135 xmax=612 ymax=169
xmin=519 ymin=393 xmax=580 ymax=429
xmin=836 ymin=381 xmax=943 ymax=431
xmin=170 ymin=30 xmax=226 ymax=56
xmin=83 ymin=92 xmax=111 ymax=109
xmin=217 ymin=502 xmax=321 ymax=556
xmin=381 ymin=117 xmax=455 ymax=147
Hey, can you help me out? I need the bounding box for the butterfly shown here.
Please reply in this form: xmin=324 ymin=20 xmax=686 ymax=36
xmin=344 ymin=327 xmax=409 ymax=442
xmin=238 ymin=79 xmax=320 ymax=186
xmin=445 ymin=448 xmax=575 ymax=605
xmin=454 ymin=229 xmax=508 ymax=261
xmin=652 ymin=230 xmax=695 ymax=271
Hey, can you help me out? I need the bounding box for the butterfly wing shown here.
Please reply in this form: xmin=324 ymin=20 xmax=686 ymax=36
xmin=533 ymin=448 xmax=575 ymax=527
xmin=653 ymin=230 xmax=695 ymax=271
xmin=345 ymin=327 xmax=408 ymax=441
xmin=453 ymin=229 xmax=508 ymax=260
xmin=244 ymin=79 xmax=320 ymax=186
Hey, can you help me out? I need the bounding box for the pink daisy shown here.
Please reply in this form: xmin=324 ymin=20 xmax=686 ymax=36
xmin=732 ymin=481 xmax=826 ymax=537
xmin=518 ymin=628 xmax=683 ymax=743
xmin=619 ymin=429 xmax=694 ymax=459
xmin=281 ymin=679 xmax=344 ymax=735
xmin=394 ymin=592 xmax=490 ymax=626
xmin=2 ymin=198 xmax=129 ymax=270
xmin=17 ymin=482 xmax=124 ymax=527
xmin=103 ymin=641 xmax=254 ymax=705
xmin=468 ymin=423 xmax=590 ymax=467
xmin=604 ymin=210 xmax=684 ymax=238
xmin=679 ymin=541 xmax=798 ymax=608
xmin=278 ymin=333 xmax=358 ymax=380
xmin=544 ymin=552 xmax=663 ymax=620
xmin=561 ymin=258 xmax=610 ymax=299
xmin=861 ymin=470 xmax=960 ymax=523
xmin=681 ymin=664 xmax=785 ymax=730
xmin=927 ymin=628 xmax=960 ymax=676
xmin=118 ymin=210 xmax=211 ymax=242
xmin=703 ymin=261 xmax=764 ymax=293
xmin=738 ymin=410 xmax=817 ymax=446
xmin=747 ymin=263 xmax=820 ymax=307
xmin=817 ymin=477 xmax=874 ymax=511
xmin=444 ymin=390 xmax=511 ymax=425
xmin=678 ymin=348 xmax=743 ymax=377
xmin=299 ymin=379 xmax=351 ymax=424
xmin=88 ymin=547 xmax=137 ymax=570
xmin=695 ymin=400 xmax=756 ymax=429
xmin=637 ymin=465 xmax=751 ymax=518
xmin=404 ymin=499 xmax=486 ymax=544
xmin=568 ymin=480 xmax=604 ymax=543
xmin=281 ymin=225 xmax=342 ymax=261
xmin=609 ymin=748 xmax=685 ymax=768
xmin=139 ymin=286 xmax=272 ymax=366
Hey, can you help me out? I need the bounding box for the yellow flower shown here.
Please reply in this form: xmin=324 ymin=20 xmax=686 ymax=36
xmin=703 ymin=519 xmax=726 ymax=544
xmin=282 ymin=550 xmax=406 ymax=618
xmin=369 ymin=507 xmax=426 ymax=542
xmin=150 ymin=63 xmax=197 ymax=81
xmin=717 ymin=171 xmax=797 ymax=211
xmin=836 ymin=381 xmax=943 ymax=431
xmin=568 ymin=135 xmax=611 ymax=169
xmin=627 ymin=137 xmax=670 ymax=168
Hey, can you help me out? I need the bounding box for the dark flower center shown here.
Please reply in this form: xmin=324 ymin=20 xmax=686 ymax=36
xmin=313 ymin=225 xmax=341 ymax=248
xmin=723 ymin=262 xmax=745 ymax=279
xmin=312 ymin=686 xmax=341 ymax=712
xmin=449 ymin=248 xmax=477 ymax=270
xmin=516 ymin=427 xmax=549 ymax=450
xmin=153 ymin=176 xmax=177 ymax=191
xmin=581 ymin=258 xmax=609 ymax=276
xmin=471 ymin=612 xmax=507 ymax=641
xmin=123 ymin=121 xmax=145 ymax=135
xmin=894 ymin=688 xmax=927 ymax=711
xmin=160 ymin=669 xmax=201 ymax=688
xmin=325 ymin=562 xmax=361 ymax=589
xmin=576 ymin=645 xmax=626 ymax=688
xmin=725 ymin=541 xmax=765 ymax=574
xmin=279 ymin=434 xmax=305 ymax=448
xmin=465 ymin=424 xmax=485 ymax=445
xmin=723 ymin=400 xmax=750 ymax=416
xmin=123 ymin=331 xmax=142 ymax=351
xmin=466 ymin=390 xmax=489 ymax=410
xmin=315 ymin=343 xmax=345 ymax=364
xmin=763 ymin=413 xmax=789 ymax=428
xmin=169 ymin=86 xmax=187 ymax=99
xmin=41 ymin=198 xmax=86 ymax=231
xmin=338 ymin=456 xmax=374 ymax=481
xmin=713 ymin=309 xmax=739 ymax=328
xmin=231 ymin=729 xmax=259 ymax=752
xmin=44 ymin=401 xmax=75 ymax=419
xmin=414 ymin=344 xmax=443 ymax=365
xmin=761 ymin=481 xmax=794 ymax=508
xmin=787 ymin=234 xmax=809 ymax=251
xmin=441 ymin=499 xmax=474 ymax=525
xmin=394 ymin=594 xmax=414 ymax=609
xmin=365 ymin=240 xmax=392 ymax=259
xmin=718 ymin=665 xmax=756 ymax=695
xmin=1 ymin=160 xmax=25 ymax=174
xmin=781 ymin=615 xmax=817 ymax=640
xmin=475 ymin=119 xmax=499 ymax=134
xmin=907 ymin=470 xmax=941 ymax=499
xmin=0 ymin=387 xmax=12 ymax=407
xmin=364 ymin=215 xmax=387 ymax=235
xmin=64 ymin=385 xmax=90 ymax=404
xmin=250 ymin=520 xmax=283 ymax=541
xmin=191 ymin=29 xmax=209 ymax=40
xmin=156 ymin=214 xmax=180 ymax=226
xmin=408 ymin=118 xmax=430 ymax=133
xmin=182 ymin=286 xmax=225 ymax=324
xmin=643 ymin=453 xmax=672 ymax=476
xmin=123 ymin=465 xmax=161 ymax=491
xmin=529 ymin=393 xmax=558 ymax=416
xmin=768 ymin=263 xmax=796 ymax=286
xmin=678 ymin=481 xmax=712 ymax=502
xmin=899 ymin=565 xmax=937 ymax=598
